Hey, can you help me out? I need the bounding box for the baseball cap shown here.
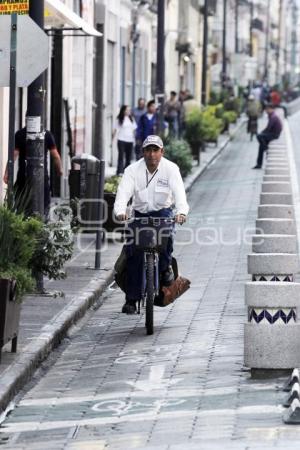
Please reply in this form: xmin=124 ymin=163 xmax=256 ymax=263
xmin=142 ymin=135 xmax=164 ymax=149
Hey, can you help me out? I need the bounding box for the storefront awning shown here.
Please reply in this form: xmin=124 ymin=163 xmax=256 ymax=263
xmin=45 ymin=0 xmax=102 ymax=37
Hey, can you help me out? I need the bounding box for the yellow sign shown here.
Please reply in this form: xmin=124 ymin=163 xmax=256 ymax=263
xmin=0 ymin=0 xmax=29 ymax=15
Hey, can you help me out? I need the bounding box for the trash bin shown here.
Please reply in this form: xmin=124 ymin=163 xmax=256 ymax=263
xmin=69 ymin=154 xmax=102 ymax=227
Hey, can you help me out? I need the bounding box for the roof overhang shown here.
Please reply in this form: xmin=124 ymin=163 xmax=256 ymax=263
xmin=45 ymin=0 xmax=102 ymax=37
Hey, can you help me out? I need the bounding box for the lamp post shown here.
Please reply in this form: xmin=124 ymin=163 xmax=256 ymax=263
xmin=235 ymin=0 xmax=239 ymax=54
xmin=131 ymin=6 xmax=140 ymax=109
xmin=249 ymin=1 xmax=254 ymax=57
xmin=264 ymin=0 xmax=271 ymax=82
xmin=156 ymin=0 xmax=165 ymax=136
xmin=201 ymin=0 xmax=209 ymax=105
xmin=222 ymin=0 xmax=227 ymax=87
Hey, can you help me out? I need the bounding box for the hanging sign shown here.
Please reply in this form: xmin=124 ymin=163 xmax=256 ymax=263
xmin=0 ymin=0 xmax=29 ymax=15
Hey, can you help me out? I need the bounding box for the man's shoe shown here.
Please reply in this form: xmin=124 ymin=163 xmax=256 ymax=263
xmin=252 ymin=165 xmax=262 ymax=169
xmin=121 ymin=301 xmax=136 ymax=314
xmin=161 ymin=266 xmax=175 ymax=287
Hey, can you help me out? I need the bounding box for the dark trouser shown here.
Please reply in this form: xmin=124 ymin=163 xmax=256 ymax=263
xmin=166 ymin=117 xmax=179 ymax=138
xmin=125 ymin=208 xmax=174 ymax=302
xmin=256 ymin=132 xmax=279 ymax=167
xmin=117 ymin=140 xmax=133 ymax=175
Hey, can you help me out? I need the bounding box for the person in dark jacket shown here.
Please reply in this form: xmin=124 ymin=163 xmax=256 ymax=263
xmin=136 ymin=100 xmax=158 ymax=149
xmin=252 ymin=104 xmax=282 ymax=169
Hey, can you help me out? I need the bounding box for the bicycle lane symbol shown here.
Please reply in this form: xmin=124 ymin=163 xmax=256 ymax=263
xmin=91 ymin=398 xmax=186 ymax=418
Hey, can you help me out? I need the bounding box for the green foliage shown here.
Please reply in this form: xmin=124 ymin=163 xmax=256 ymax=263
xmin=224 ymin=96 xmax=241 ymax=115
xmin=184 ymin=109 xmax=205 ymax=147
xmin=201 ymin=107 xmax=223 ymax=142
xmin=104 ymin=176 xmax=122 ymax=194
xmin=0 ymin=206 xmax=43 ymax=301
xmin=209 ymin=90 xmax=221 ymax=105
xmin=164 ymin=139 xmax=193 ymax=178
xmin=31 ymin=208 xmax=74 ymax=281
xmin=184 ymin=107 xmax=223 ymax=145
xmin=223 ymin=110 xmax=238 ymax=124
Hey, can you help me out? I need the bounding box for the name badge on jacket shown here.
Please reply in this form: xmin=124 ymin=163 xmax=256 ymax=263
xmin=157 ymin=178 xmax=169 ymax=188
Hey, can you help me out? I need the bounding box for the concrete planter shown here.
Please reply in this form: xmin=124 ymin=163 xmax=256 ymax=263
xmin=245 ymin=325 xmax=300 ymax=369
xmin=258 ymin=205 xmax=294 ymax=219
xmin=263 ymin=176 xmax=290 ymax=182
xmin=248 ymin=253 xmax=298 ymax=277
xmin=245 ymin=281 xmax=300 ymax=308
xmin=252 ymin=235 xmax=297 ymax=254
xmin=267 ymin=158 xmax=287 ymax=163
xmin=265 ymin=168 xmax=290 ymax=176
xmin=256 ymin=218 xmax=296 ymax=235
xmin=261 ymin=182 xmax=291 ymax=193
xmin=260 ymin=193 xmax=293 ymax=204
xmin=265 ymin=164 xmax=289 ymax=170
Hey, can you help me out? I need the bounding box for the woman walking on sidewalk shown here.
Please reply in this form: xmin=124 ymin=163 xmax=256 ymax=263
xmin=113 ymin=105 xmax=137 ymax=176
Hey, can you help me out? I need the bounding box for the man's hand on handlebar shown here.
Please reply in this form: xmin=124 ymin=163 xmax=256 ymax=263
xmin=175 ymin=214 xmax=186 ymax=224
xmin=116 ymin=213 xmax=129 ymax=222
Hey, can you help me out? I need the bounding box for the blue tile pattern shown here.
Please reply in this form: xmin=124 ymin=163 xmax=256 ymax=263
xmin=252 ymin=275 xmax=293 ymax=282
xmin=249 ymin=308 xmax=296 ymax=324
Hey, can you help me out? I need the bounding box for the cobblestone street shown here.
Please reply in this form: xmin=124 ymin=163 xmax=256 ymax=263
xmin=1 ymin=124 xmax=300 ymax=449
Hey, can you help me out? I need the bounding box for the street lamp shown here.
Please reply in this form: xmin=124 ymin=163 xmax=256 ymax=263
xmin=156 ymin=0 xmax=165 ymax=136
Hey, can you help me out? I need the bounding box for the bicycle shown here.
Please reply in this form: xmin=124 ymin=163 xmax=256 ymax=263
xmin=126 ymin=216 xmax=175 ymax=335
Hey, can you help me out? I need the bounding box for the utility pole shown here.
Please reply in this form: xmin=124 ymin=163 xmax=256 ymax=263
xmin=201 ymin=0 xmax=209 ymax=105
xmin=264 ymin=0 xmax=271 ymax=82
xmin=249 ymin=1 xmax=254 ymax=57
xmin=235 ymin=0 xmax=239 ymax=54
xmin=26 ymin=0 xmax=45 ymax=218
xmin=222 ymin=0 xmax=227 ymax=87
xmin=156 ymin=0 xmax=165 ymax=136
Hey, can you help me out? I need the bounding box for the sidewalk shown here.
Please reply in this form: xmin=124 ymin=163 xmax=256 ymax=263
xmin=0 ymin=118 xmax=245 ymax=414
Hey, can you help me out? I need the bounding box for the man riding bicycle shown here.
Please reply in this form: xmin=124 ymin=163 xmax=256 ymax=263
xmin=114 ymin=134 xmax=189 ymax=314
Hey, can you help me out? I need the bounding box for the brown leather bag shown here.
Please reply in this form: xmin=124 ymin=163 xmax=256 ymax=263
xmin=160 ymin=276 xmax=191 ymax=306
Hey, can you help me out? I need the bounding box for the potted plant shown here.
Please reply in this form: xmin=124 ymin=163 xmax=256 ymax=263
xmin=30 ymin=205 xmax=74 ymax=285
xmin=103 ymin=176 xmax=123 ymax=232
xmin=164 ymin=139 xmax=193 ymax=178
xmin=0 ymin=206 xmax=42 ymax=361
xmin=184 ymin=108 xmax=204 ymax=165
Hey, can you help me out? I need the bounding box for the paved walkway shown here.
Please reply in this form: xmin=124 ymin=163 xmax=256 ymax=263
xmin=0 ymin=121 xmax=243 ymax=415
xmin=2 ymin=121 xmax=299 ymax=449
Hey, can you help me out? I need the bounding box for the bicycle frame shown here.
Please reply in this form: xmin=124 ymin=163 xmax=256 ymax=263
xmin=139 ymin=250 xmax=160 ymax=314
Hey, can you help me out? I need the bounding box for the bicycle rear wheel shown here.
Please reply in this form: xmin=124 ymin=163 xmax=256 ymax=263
xmin=145 ymin=253 xmax=155 ymax=335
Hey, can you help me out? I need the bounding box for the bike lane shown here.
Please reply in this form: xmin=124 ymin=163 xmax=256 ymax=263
xmin=1 ymin=125 xmax=299 ymax=449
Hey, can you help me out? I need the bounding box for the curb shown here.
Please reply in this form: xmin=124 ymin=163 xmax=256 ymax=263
xmin=0 ymin=118 xmax=245 ymax=414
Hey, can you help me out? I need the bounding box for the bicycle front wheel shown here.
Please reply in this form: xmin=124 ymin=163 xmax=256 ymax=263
xmin=145 ymin=253 xmax=155 ymax=335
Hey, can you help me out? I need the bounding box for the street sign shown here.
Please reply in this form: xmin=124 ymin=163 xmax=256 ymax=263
xmin=0 ymin=15 xmax=49 ymax=87
xmin=0 ymin=0 xmax=28 ymax=15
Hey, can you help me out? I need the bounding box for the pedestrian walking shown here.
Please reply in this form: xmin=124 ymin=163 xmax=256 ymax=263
xmin=252 ymin=103 xmax=282 ymax=169
xmin=246 ymin=95 xmax=261 ymax=140
xmin=136 ymin=100 xmax=158 ymax=146
xmin=132 ymin=98 xmax=146 ymax=160
xmin=112 ymin=105 xmax=137 ymax=176
xmin=3 ymin=125 xmax=62 ymax=216
xmin=114 ymin=134 xmax=189 ymax=314
xmin=164 ymin=91 xmax=180 ymax=138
